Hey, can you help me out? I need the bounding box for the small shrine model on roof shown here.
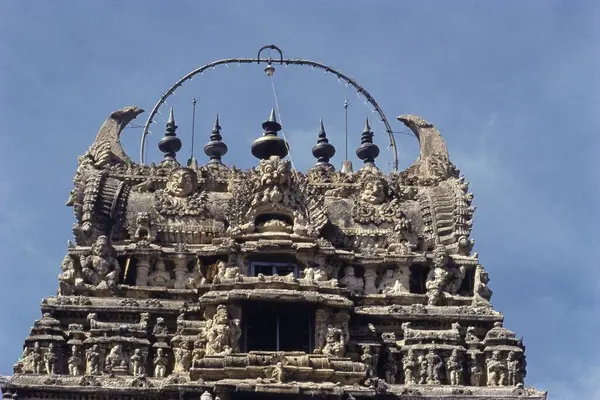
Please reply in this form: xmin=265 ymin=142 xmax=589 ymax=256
xmin=0 ymin=45 xmax=547 ymax=400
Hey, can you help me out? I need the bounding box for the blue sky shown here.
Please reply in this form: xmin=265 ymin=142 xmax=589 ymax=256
xmin=0 ymin=1 xmax=598 ymax=397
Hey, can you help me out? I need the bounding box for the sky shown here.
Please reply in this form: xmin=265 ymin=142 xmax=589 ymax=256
xmin=0 ymin=1 xmax=598 ymax=398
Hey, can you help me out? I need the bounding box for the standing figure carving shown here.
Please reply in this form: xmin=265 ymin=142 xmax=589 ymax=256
xmin=340 ymin=266 xmax=364 ymax=296
xmin=360 ymin=345 xmax=377 ymax=377
xmin=418 ymin=354 xmax=428 ymax=384
xmin=32 ymin=342 xmax=43 ymax=374
xmin=321 ymin=325 xmax=346 ymax=357
xmin=507 ymin=351 xmax=522 ymax=386
xmin=424 ymin=349 xmax=443 ymax=384
xmin=80 ymin=236 xmax=121 ymax=291
xmin=173 ymin=342 xmax=192 ymax=373
xmin=131 ymin=348 xmax=146 ymax=376
xmin=153 ymin=348 xmax=168 ymax=378
xmin=203 ymin=305 xmax=233 ymax=356
xmin=486 ymin=350 xmax=507 ymax=386
xmin=86 ymin=345 xmax=102 ymax=375
xmin=68 ymin=345 xmax=83 ymax=376
xmin=402 ymin=349 xmax=416 ymax=384
xmin=383 ymin=351 xmax=397 ymax=384
xmin=469 ymin=354 xmax=482 ymax=386
xmin=446 ymin=349 xmax=463 ymax=385
xmin=426 ymin=246 xmax=449 ymax=306
xmin=44 ymin=343 xmax=59 ymax=375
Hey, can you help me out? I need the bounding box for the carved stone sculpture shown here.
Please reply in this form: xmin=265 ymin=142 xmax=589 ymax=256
xmin=203 ymin=305 xmax=233 ymax=356
xmin=105 ymin=344 xmax=126 ymax=373
xmin=31 ymin=342 xmax=43 ymax=374
xmin=426 ymin=245 xmax=449 ymax=305
xmin=363 ymin=269 xmax=377 ymax=294
xmin=340 ymin=266 xmax=364 ymax=296
xmin=148 ymin=259 xmax=173 ymax=287
xmin=403 ymin=349 xmax=417 ymax=384
xmin=383 ymin=351 xmax=397 ymax=384
xmin=424 ymin=349 xmax=443 ymax=384
xmin=360 ymin=345 xmax=377 ymax=377
xmin=507 ymin=351 xmax=523 ymax=386
xmin=44 ymin=343 xmax=58 ymax=375
xmin=153 ymin=348 xmax=168 ymax=378
xmin=321 ymin=324 xmax=345 ymax=357
xmin=86 ymin=345 xmax=102 ymax=375
xmin=486 ymin=350 xmax=507 ymax=386
xmin=68 ymin=345 xmax=83 ymax=376
xmin=378 ymin=268 xmax=406 ymax=294
xmin=473 ymin=264 xmax=493 ymax=306
xmin=418 ymin=354 xmax=428 ymax=384
xmin=80 ymin=236 xmax=121 ymax=291
xmin=173 ymin=342 xmax=192 ymax=374
xmin=469 ymin=354 xmax=482 ymax=386
xmin=131 ymin=349 xmax=146 ymax=376
xmin=58 ymin=254 xmax=80 ymax=295
xmin=446 ymin=349 xmax=463 ymax=385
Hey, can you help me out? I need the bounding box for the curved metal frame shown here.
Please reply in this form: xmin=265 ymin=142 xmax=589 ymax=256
xmin=140 ymin=48 xmax=398 ymax=170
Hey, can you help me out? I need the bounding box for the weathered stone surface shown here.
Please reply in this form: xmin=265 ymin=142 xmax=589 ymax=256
xmin=0 ymin=106 xmax=546 ymax=400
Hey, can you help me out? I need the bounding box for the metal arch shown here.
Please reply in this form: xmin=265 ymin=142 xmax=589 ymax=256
xmin=140 ymin=57 xmax=399 ymax=170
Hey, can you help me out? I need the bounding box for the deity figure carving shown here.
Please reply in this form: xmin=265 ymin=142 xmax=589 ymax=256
xmin=363 ymin=269 xmax=377 ymax=294
xmin=486 ymin=350 xmax=507 ymax=386
xmin=473 ymin=264 xmax=493 ymax=306
xmin=340 ymin=266 xmax=364 ymax=296
xmin=360 ymin=175 xmax=386 ymax=205
xmin=465 ymin=326 xmax=480 ymax=343
xmin=134 ymin=212 xmax=152 ymax=240
xmin=131 ymin=349 xmax=146 ymax=376
xmin=378 ymin=268 xmax=407 ymax=294
xmin=424 ymin=349 xmax=443 ymax=384
xmin=507 ymin=351 xmax=523 ymax=386
xmin=303 ymin=267 xmax=316 ymax=283
xmin=425 ymin=246 xmax=449 ymax=305
xmin=191 ymin=341 xmax=206 ymax=367
xmin=173 ymin=342 xmax=192 ymax=373
xmin=418 ymin=354 xmax=428 ymax=384
xmin=446 ymin=349 xmax=463 ymax=385
xmin=360 ymin=345 xmax=377 ymax=377
xmin=58 ymin=254 xmax=81 ymax=295
xmin=203 ymin=305 xmax=233 ymax=356
xmin=271 ymin=361 xmax=285 ymax=383
xmin=153 ymin=348 xmax=168 ymax=378
xmin=80 ymin=236 xmax=121 ymax=291
xmin=148 ymin=259 xmax=173 ymax=288
xmin=68 ymin=345 xmax=83 ymax=376
xmin=31 ymin=342 xmax=43 ymax=374
xmin=86 ymin=345 xmax=102 ymax=375
xmin=469 ymin=354 xmax=482 ymax=386
xmin=44 ymin=343 xmax=59 ymax=375
xmin=402 ymin=349 xmax=416 ymax=384
xmin=105 ymin=344 xmax=127 ymax=373
xmin=321 ymin=325 xmax=346 ymax=357
xmin=383 ymin=351 xmax=397 ymax=384
xmin=165 ymin=168 xmax=197 ymax=198
xmin=446 ymin=264 xmax=466 ymax=295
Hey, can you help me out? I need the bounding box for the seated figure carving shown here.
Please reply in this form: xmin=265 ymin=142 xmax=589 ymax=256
xmin=78 ymin=236 xmax=121 ymax=292
xmin=148 ymin=260 xmax=173 ymax=288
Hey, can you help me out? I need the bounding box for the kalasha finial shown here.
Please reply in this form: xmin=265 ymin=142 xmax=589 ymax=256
xmin=203 ymin=114 xmax=228 ymax=164
xmin=312 ymin=119 xmax=336 ymax=167
xmin=158 ymin=106 xmax=182 ymax=164
xmin=251 ymin=108 xmax=288 ymax=160
xmin=356 ymin=116 xmax=379 ymax=167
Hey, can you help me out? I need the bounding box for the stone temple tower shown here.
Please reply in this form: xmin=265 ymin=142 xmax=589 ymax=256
xmin=0 ymin=54 xmax=547 ymax=400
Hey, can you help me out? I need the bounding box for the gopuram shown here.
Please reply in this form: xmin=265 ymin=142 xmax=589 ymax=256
xmin=0 ymin=46 xmax=547 ymax=400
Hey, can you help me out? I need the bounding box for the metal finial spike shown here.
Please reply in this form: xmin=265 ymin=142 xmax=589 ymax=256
xmin=213 ymin=114 xmax=221 ymax=132
xmin=269 ymin=108 xmax=278 ymax=123
xmin=168 ymin=106 xmax=175 ymax=125
xmin=319 ymin=119 xmax=326 ymax=137
xmin=364 ymin=116 xmax=371 ymax=132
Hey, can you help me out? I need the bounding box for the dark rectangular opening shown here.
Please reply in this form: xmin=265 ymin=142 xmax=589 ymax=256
xmin=243 ymin=302 xmax=313 ymax=353
xmin=458 ymin=266 xmax=475 ymax=296
xmin=250 ymin=261 xmax=299 ymax=278
xmin=409 ymin=264 xmax=430 ymax=294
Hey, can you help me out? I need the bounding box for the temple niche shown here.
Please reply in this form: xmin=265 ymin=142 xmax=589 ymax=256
xmin=0 ymin=46 xmax=546 ymax=400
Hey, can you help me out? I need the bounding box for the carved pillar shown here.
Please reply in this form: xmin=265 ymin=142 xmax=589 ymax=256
xmin=314 ymin=308 xmax=330 ymax=352
xmin=135 ymin=256 xmax=151 ymax=286
xmin=173 ymin=256 xmax=189 ymax=289
xmin=364 ymin=268 xmax=377 ymax=294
